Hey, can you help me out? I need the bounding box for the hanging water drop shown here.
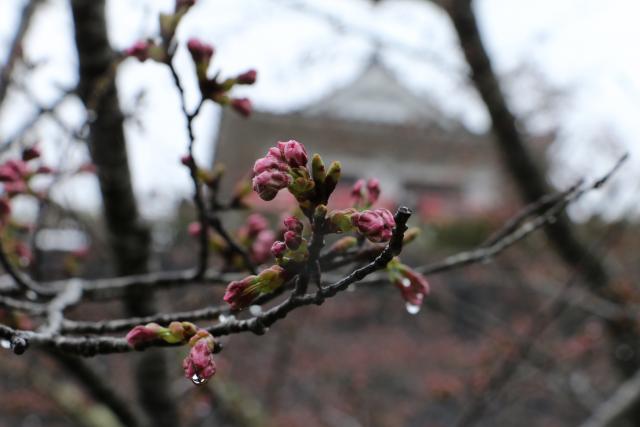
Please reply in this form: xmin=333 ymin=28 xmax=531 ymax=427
xmin=249 ymin=305 xmax=262 ymax=316
xmin=25 ymin=291 xmax=37 ymax=301
xmin=405 ymin=303 xmax=420 ymax=315
xmin=191 ymin=373 xmax=208 ymax=385
xmin=401 ymin=278 xmax=411 ymax=288
xmin=0 ymin=339 xmax=10 ymax=349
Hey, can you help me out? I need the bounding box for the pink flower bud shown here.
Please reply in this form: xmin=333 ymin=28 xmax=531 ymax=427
xmin=351 ymin=179 xmax=365 ymax=201
xmin=125 ymin=41 xmax=151 ymax=61
xmin=278 ymin=140 xmax=308 ymax=168
xmin=352 ymin=208 xmax=395 ymax=243
xmin=251 ymin=229 xmax=276 ymax=264
xmin=126 ymin=323 xmax=163 ymax=348
xmin=284 ymin=230 xmax=302 ymax=250
xmin=224 ymin=275 xmax=258 ymax=310
xmin=236 ymin=69 xmax=257 ymax=85
xmin=180 ymin=154 xmax=194 ymax=167
xmin=231 ymin=98 xmax=252 ymax=117
xmin=253 ymin=156 xmax=288 ymax=175
xmin=22 ymin=146 xmax=41 ymax=162
xmin=187 ymin=38 xmax=214 ymax=64
xmin=366 ymin=178 xmax=381 ymax=204
xmin=4 ymin=181 xmax=27 ymax=196
xmin=252 ymin=170 xmax=292 ymax=201
xmin=270 ymin=241 xmax=286 ymax=258
xmin=78 ymin=163 xmax=97 ymax=174
xmin=183 ymin=337 xmax=216 ymax=382
xmin=246 ymin=213 xmax=268 ymax=237
xmin=395 ymin=267 xmax=430 ymax=307
xmin=0 ymin=165 xmax=19 ymax=182
xmin=188 ymin=221 xmax=202 ymax=237
xmin=283 ymin=216 xmax=303 ymax=233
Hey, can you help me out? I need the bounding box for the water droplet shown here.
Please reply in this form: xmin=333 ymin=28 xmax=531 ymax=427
xmin=347 ymin=284 xmax=357 ymax=292
xmin=25 ymin=291 xmax=37 ymax=301
xmin=218 ymin=314 xmax=236 ymax=324
xmin=0 ymin=339 xmax=10 ymax=349
xmin=401 ymin=278 xmax=411 ymax=288
xmin=191 ymin=373 xmax=208 ymax=385
xmin=249 ymin=305 xmax=262 ymax=316
xmin=405 ymin=303 xmax=421 ymax=315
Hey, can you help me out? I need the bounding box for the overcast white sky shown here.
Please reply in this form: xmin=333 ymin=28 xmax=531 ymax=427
xmin=0 ymin=0 xmax=639 ymax=221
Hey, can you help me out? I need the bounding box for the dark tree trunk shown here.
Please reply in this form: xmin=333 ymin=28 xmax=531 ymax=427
xmin=69 ymin=1 xmax=179 ymax=426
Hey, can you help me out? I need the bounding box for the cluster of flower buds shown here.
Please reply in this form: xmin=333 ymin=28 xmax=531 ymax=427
xmin=126 ymin=321 xmax=199 ymax=348
xmin=124 ymin=0 xmax=256 ymax=117
xmin=237 ymin=213 xmax=276 ymax=265
xmin=223 ymin=264 xmax=287 ymax=310
xmin=351 ymin=178 xmax=380 ymax=208
xmin=252 ymin=140 xmax=341 ymax=215
xmin=270 ymin=216 xmax=308 ymax=265
xmin=126 ymin=321 xmax=217 ymax=384
xmin=325 ymin=207 xmax=395 ymax=243
xmin=386 ymin=258 xmax=430 ymax=312
xmin=183 ymin=329 xmax=217 ymax=384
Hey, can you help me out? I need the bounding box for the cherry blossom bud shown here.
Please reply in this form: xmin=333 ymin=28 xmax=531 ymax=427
xmin=78 ymin=163 xmax=97 ymax=174
xmin=403 ymin=227 xmax=420 ymax=245
xmin=183 ymin=336 xmax=216 ymax=383
xmin=252 ymin=170 xmax=292 ymax=201
xmin=246 ymin=213 xmax=269 ymax=237
xmin=366 ymin=178 xmax=381 ymax=204
xmin=22 ymin=146 xmax=41 ymax=162
xmin=283 ymin=216 xmax=303 ymax=234
xmin=270 ymin=241 xmax=286 ymax=258
xmin=396 ymin=267 xmax=430 ymax=307
xmin=187 ymin=38 xmax=214 ymax=64
xmin=251 ymin=229 xmax=276 ymax=264
xmin=126 ymin=323 xmax=163 ymax=348
xmin=352 ymin=208 xmax=395 ymax=243
xmin=236 ymin=69 xmax=257 ymax=85
xmin=124 ymin=41 xmax=150 ymax=61
xmin=231 ymin=98 xmax=252 ymax=117
xmin=351 ymin=179 xmax=365 ymax=201
xmin=224 ymin=275 xmax=259 ymax=310
xmin=327 ymin=208 xmax=357 ymax=233
xmin=253 ymin=156 xmax=288 ymax=175
xmin=278 ymin=140 xmax=308 ymax=168
xmin=180 ymin=154 xmax=193 ymax=167
xmin=165 ymin=321 xmax=197 ymax=343
xmin=284 ymin=230 xmax=301 ymax=250
xmin=188 ymin=221 xmax=202 ymax=237
xmin=256 ymin=264 xmax=286 ymax=291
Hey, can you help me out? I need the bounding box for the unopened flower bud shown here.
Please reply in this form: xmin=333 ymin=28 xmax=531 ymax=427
xmin=246 ymin=213 xmax=269 ymax=237
xmin=251 ymin=229 xmax=275 ymax=264
xmin=284 ymin=230 xmax=302 ymax=250
xmin=231 ymin=98 xmax=252 ymax=117
xmin=236 ymin=69 xmax=257 ymax=85
xmin=403 ymin=227 xmax=420 ymax=245
xmin=352 ymin=208 xmax=395 ymax=243
xmin=395 ymin=266 xmax=430 ymax=307
xmin=183 ymin=336 xmax=216 ymax=383
xmin=278 ymin=140 xmax=308 ymax=168
xmin=187 ymin=38 xmax=214 ymax=64
xmin=283 ymin=216 xmax=303 ymax=234
xmin=366 ymin=178 xmax=381 ymax=205
xmin=256 ymin=264 xmax=286 ymax=292
xmin=188 ymin=221 xmax=202 ymax=237
xmin=224 ymin=275 xmax=259 ymax=310
xmin=126 ymin=323 xmax=163 ymax=348
xmin=271 ymin=241 xmax=287 ymax=258
xmin=327 ymin=208 xmax=357 ymax=233
xmin=252 ymin=170 xmax=292 ymax=201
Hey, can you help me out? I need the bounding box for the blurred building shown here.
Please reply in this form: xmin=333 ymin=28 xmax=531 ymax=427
xmin=213 ymin=57 xmax=510 ymax=220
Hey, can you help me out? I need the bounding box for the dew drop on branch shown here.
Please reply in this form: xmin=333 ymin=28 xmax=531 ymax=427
xmin=405 ymin=303 xmax=420 ymax=315
xmin=249 ymin=305 xmax=262 ymax=316
xmin=0 ymin=339 xmax=10 ymax=349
